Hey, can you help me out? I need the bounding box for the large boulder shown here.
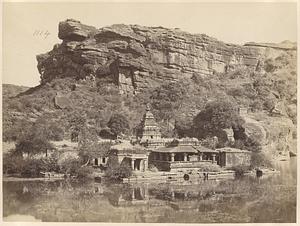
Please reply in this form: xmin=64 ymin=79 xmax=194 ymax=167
xmin=242 ymin=113 xmax=295 ymax=160
xmin=58 ymin=19 xmax=97 ymax=41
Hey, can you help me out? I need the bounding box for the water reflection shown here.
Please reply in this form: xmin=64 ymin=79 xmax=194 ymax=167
xmin=3 ymin=157 xmax=296 ymax=223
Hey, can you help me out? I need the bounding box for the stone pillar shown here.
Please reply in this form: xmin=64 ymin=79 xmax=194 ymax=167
xmin=184 ymin=191 xmax=188 ymax=199
xmin=132 ymin=188 xmax=135 ymax=200
xmin=171 ymin=153 xmax=175 ymax=162
xmin=131 ymin=158 xmax=135 ymax=170
xmin=144 ymin=159 xmax=148 ymax=171
xmin=171 ymin=189 xmax=175 ymax=199
xmin=212 ymin=154 xmax=216 ymax=164
xmin=198 ymin=153 xmax=203 ymax=161
xmin=144 ymin=184 xmax=149 ymax=200
xmin=183 ymin=153 xmax=188 ymax=162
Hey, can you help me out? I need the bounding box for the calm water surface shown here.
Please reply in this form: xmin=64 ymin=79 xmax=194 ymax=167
xmin=3 ymin=157 xmax=296 ymax=223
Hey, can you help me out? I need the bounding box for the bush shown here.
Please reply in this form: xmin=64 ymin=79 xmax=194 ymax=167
xmin=198 ymin=164 xmax=221 ymax=172
xmin=3 ymin=153 xmax=24 ymax=174
xmin=230 ymin=164 xmax=250 ymax=178
xmin=105 ymin=165 xmax=132 ymax=181
xmin=58 ymin=156 xmax=81 ymax=175
xmin=20 ymin=158 xmax=45 ymax=177
xmin=250 ymin=100 xmax=264 ymax=112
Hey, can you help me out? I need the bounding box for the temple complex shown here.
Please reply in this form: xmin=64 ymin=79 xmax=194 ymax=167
xmin=99 ymin=104 xmax=251 ymax=173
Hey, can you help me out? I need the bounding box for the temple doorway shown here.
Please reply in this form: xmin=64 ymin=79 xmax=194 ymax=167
xmin=174 ymin=153 xmax=184 ymax=161
xmin=134 ymin=159 xmax=142 ymax=170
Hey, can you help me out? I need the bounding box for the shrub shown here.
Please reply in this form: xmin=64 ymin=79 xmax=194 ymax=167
xmin=46 ymin=122 xmax=65 ymax=141
xmin=20 ymin=158 xmax=45 ymax=177
xmin=105 ymin=165 xmax=132 ymax=181
xmin=264 ymin=58 xmax=277 ymax=72
xmin=198 ymin=164 xmax=221 ymax=172
xmin=57 ymin=154 xmax=81 ymax=175
xmin=250 ymin=100 xmax=264 ymax=112
xmin=230 ymin=164 xmax=250 ymax=178
xmin=3 ymin=153 xmax=24 ymax=174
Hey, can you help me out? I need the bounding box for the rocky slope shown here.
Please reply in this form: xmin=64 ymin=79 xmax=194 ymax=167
xmin=4 ymin=19 xmax=297 ymax=159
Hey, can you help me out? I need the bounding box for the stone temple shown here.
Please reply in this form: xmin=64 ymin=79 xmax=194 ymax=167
xmin=138 ymin=103 xmax=162 ymax=143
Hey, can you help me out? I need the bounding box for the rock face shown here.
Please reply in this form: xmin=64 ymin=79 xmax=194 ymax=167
xmin=37 ymin=19 xmax=296 ymax=95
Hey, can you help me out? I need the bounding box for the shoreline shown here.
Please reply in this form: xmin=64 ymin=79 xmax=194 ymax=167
xmin=3 ymin=167 xmax=280 ymax=183
xmin=2 ymin=176 xmax=65 ymax=182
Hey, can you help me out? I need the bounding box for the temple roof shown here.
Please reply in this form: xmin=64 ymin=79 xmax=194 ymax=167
xmin=154 ymin=146 xmax=198 ymax=153
xmin=195 ymin=146 xmax=218 ymax=153
xmin=216 ymin=147 xmax=251 ymax=153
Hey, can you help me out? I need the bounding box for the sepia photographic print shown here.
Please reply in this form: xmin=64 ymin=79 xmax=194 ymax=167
xmin=1 ymin=1 xmax=298 ymax=224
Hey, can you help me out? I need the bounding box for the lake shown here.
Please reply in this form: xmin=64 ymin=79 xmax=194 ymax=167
xmin=3 ymin=157 xmax=296 ymax=223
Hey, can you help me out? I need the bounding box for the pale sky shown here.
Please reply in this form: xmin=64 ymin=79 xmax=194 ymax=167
xmin=2 ymin=2 xmax=297 ymax=87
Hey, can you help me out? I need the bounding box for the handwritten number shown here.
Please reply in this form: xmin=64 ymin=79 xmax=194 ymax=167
xmin=33 ymin=30 xmax=50 ymax=39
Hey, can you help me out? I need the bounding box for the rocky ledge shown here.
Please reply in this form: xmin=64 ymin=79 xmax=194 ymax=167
xmin=37 ymin=19 xmax=296 ymax=95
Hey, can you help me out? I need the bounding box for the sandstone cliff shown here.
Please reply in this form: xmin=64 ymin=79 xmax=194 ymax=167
xmin=37 ymin=19 xmax=287 ymax=94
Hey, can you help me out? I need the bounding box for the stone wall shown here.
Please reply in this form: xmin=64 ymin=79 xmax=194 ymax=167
xmin=150 ymin=160 xmax=218 ymax=172
xmin=219 ymin=152 xmax=251 ymax=167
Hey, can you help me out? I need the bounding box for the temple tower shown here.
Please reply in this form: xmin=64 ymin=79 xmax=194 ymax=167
xmin=139 ymin=104 xmax=161 ymax=142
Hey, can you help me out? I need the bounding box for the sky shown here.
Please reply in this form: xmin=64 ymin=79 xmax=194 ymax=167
xmin=2 ymin=2 xmax=297 ymax=87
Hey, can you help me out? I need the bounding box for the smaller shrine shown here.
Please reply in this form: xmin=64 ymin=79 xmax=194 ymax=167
xmin=109 ymin=141 xmax=149 ymax=171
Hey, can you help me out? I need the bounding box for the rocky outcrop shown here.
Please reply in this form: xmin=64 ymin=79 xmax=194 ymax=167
xmin=37 ymin=19 xmax=296 ymax=95
xmin=54 ymin=93 xmax=71 ymax=109
xmin=239 ymin=112 xmax=295 ymax=160
xmin=58 ymin=19 xmax=98 ymax=41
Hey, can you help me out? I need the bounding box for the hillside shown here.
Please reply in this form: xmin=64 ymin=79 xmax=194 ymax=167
xmin=3 ymin=19 xmax=297 ymax=160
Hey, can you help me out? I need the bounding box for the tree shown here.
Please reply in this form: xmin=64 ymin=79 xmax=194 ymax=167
xmin=78 ymin=127 xmax=111 ymax=166
xmin=174 ymin=116 xmax=193 ymax=138
xmin=105 ymin=156 xmax=132 ymax=181
xmin=34 ymin=117 xmax=64 ymax=141
xmin=107 ymin=113 xmax=130 ymax=138
xmin=150 ymin=81 xmax=187 ymax=121
xmin=193 ymin=98 xmax=244 ymax=138
xmin=78 ymin=127 xmax=99 ymax=165
xmin=3 ymin=118 xmax=33 ymax=142
xmin=68 ymin=112 xmax=87 ymax=141
xmin=15 ymin=126 xmax=53 ymax=157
